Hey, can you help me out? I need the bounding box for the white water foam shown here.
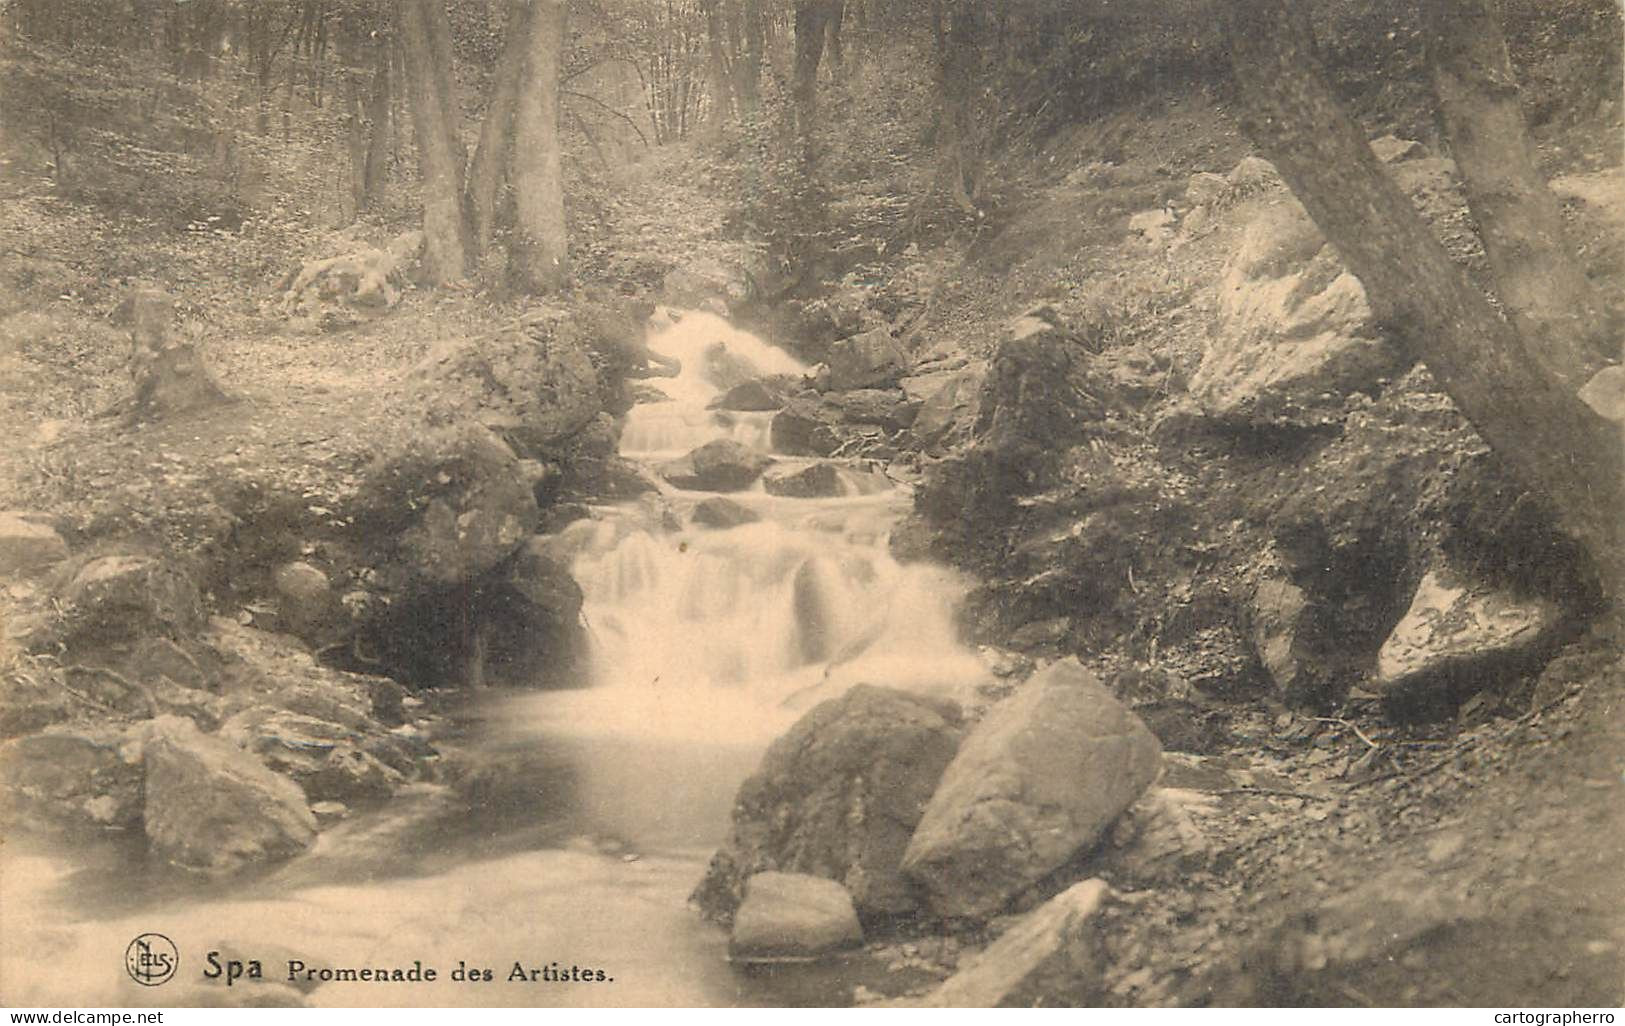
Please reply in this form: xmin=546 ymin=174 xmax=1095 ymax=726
xmin=513 ymin=310 xmax=990 ymax=752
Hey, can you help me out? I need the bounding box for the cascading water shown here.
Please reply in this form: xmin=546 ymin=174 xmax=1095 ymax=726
xmin=488 ymin=308 xmax=992 ymax=846
xmin=585 ymin=309 xmax=988 ymax=709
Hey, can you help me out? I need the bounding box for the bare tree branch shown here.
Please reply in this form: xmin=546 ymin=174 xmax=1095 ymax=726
xmin=564 ymin=88 xmax=651 ymax=147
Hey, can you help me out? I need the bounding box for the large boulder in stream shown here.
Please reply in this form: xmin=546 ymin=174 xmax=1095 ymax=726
xmin=220 ymin=708 xmax=409 ymax=805
xmin=659 ymin=439 xmax=775 ymax=492
xmin=462 ymin=536 xmax=589 ymax=689
xmin=902 ymin=659 xmax=1161 ymax=922
xmin=762 ymin=463 xmax=844 ymax=498
xmin=691 ymin=496 xmax=762 ymax=529
xmin=200 ymin=619 xmax=428 ymax=776
xmin=763 ymin=463 xmax=887 ymax=499
xmin=709 ymin=376 xmax=797 ymax=412
xmin=771 ymin=396 xmax=845 ymax=457
xmin=694 ymin=685 xmax=965 ymax=925
xmin=142 ymin=715 xmax=318 ymax=873
xmin=729 ymin=872 xmax=865 ymax=962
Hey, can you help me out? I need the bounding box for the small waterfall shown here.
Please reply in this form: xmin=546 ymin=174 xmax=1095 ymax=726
xmin=561 ymin=501 xmax=985 ymax=730
xmin=618 ymin=309 xmax=808 ymax=458
xmin=501 ymin=309 xmax=990 ymax=844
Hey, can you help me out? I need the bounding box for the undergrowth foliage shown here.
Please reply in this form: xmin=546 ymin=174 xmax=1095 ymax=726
xmin=720 ymin=75 xmax=835 ymax=300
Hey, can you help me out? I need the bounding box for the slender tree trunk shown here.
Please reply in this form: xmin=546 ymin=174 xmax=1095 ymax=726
xmin=313 ymin=4 xmax=329 ymax=104
xmin=741 ymin=0 xmax=762 ymax=112
xmin=399 ymin=0 xmax=473 ymax=284
xmin=725 ymin=0 xmax=752 ymax=113
xmin=1425 ymin=0 xmax=1619 ymax=394
xmin=703 ymin=0 xmax=733 ymax=134
xmin=824 ymin=0 xmax=845 ymax=70
xmin=508 ymin=0 xmax=568 ymax=293
xmin=1226 ymin=0 xmax=1623 ymax=598
xmin=362 ymin=35 xmax=393 ymax=208
xmin=792 ymin=0 xmax=833 ymax=133
xmin=937 ymin=0 xmax=982 ymax=212
xmin=296 ymin=0 xmax=317 ymax=56
xmin=345 ymin=77 xmax=368 ymax=218
xmin=282 ymin=60 xmax=296 ymax=141
xmin=392 ymin=34 xmax=407 ymax=166
xmin=424 ymin=0 xmax=462 ymax=152
xmin=467 ymin=0 xmax=531 ymax=260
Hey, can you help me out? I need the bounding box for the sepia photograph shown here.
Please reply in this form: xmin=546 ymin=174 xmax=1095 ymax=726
xmin=0 ymin=0 xmax=1621 ymax=1011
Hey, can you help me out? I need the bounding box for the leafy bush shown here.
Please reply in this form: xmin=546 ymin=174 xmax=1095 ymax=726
xmin=719 ymin=73 xmax=838 ymax=299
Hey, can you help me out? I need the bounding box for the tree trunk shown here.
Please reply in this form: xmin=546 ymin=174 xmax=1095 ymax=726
xmin=114 ymin=290 xmax=229 ymax=424
xmin=424 ymin=0 xmax=462 ymax=150
xmin=362 ymin=35 xmax=393 ymax=209
xmin=792 ymin=0 xmax=833 ymax=133
xmin=741 ymin=0 xmax=762 ymax=112
xmin=508 ymin=0 xmax=568 ymax=294
xmin=1226 ymin=0 xmax=1623 ymax=599
xmin=937 ymin=0 xmax=982 ymax=212
xmin=398 ymin=0 xmax=472 ymax=285
xmin=312 ymin=3 xmax=329 ymax=105
xmin=725 ymin=0 xmax=752 ymax=113
xmin=344 ymin=77 xmax=368 ymax=218
xmin=467 ymin=0 xmax=530 ymax=260
xmin=391 ymin=33 xmax=407 ymax=166
xmin=824 ymin=0 xmax=845 ymax=70
xmin=1425 ymin=0 xmax=1619 ymax=394
xmin=703 ymin=0 xmax=733 ymax=134
xmin=282 ymin=58 xmax=297 ymax=141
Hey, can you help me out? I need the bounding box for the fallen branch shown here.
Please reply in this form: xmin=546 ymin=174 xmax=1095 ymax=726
xmin=1314 ymin=715 xmax=1380 ymax=750
xmin=1343 ymin=684 xmax=1586 ymax=790
xmin=1213 ymin=786 xmax=1339 ymax=802
xmin=60 ymin=664 xmax=155 ymax=718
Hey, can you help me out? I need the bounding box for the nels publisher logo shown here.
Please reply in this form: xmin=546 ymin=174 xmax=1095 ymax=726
xmin=124 ymin=933 xmax=178 ymax=987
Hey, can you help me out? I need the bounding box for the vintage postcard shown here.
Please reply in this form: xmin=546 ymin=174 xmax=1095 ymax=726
xmin=1 ymin=0 xmax=1621 ymax=1011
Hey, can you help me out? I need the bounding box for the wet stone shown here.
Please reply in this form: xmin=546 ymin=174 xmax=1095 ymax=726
xmin=729 ymin=872 xmax=864 ymax=962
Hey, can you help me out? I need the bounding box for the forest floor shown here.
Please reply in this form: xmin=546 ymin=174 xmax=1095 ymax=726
xmin=2 ymin=35 xmax=1622 ymax=1006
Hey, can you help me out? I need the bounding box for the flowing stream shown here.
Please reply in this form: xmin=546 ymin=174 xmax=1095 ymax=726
xmin=0 ymin=311 xmax=990 ymax=1007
